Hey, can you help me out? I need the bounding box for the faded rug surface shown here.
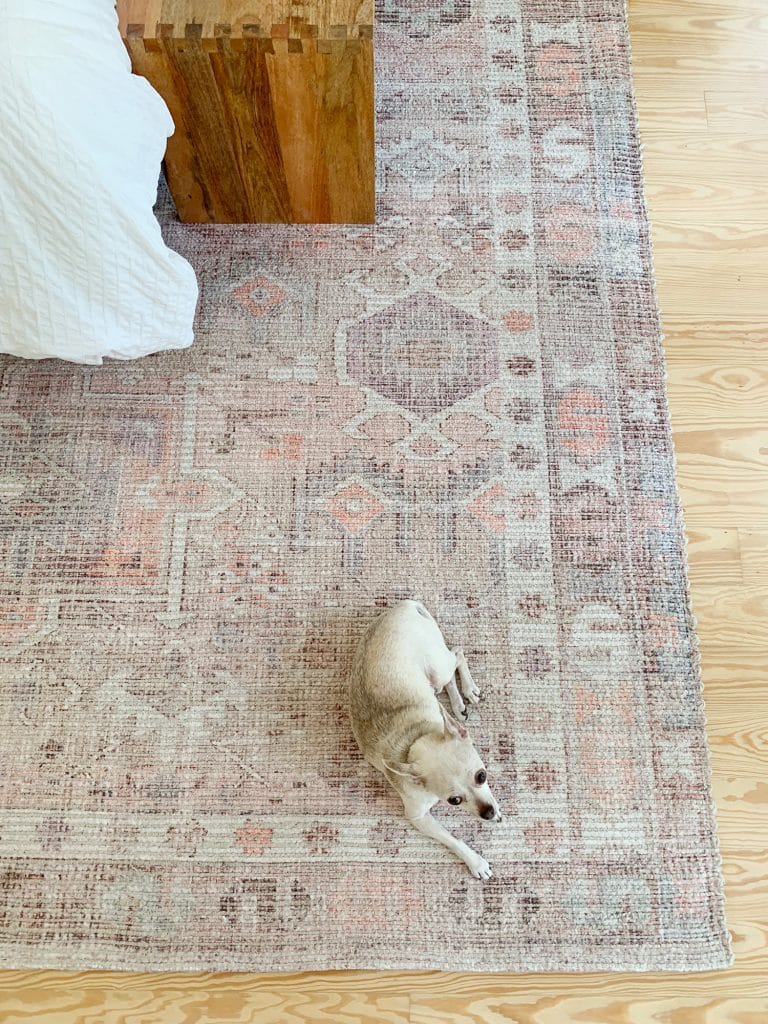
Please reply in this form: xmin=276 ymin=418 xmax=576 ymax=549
xmin=0 ymin=0 xmax=731 ymax=972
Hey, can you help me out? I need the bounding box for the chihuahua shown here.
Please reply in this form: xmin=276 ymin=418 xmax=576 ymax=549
xmin=348 ymin=599 xmax=501 ymax=879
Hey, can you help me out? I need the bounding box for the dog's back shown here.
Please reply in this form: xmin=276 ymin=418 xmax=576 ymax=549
xmin=348 ymin=600 xmax=447 ymax=771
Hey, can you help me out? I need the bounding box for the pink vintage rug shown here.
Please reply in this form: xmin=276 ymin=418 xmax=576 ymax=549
xmin=0 ymin=0 xmax=731 ymax=972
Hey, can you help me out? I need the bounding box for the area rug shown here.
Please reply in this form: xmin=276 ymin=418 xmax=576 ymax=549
xmin=0 ymin=0 xmax=732 ymax=972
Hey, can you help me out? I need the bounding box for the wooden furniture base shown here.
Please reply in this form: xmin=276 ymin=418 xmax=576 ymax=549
xmin=116 ymin=2 xmax=374 ymax=224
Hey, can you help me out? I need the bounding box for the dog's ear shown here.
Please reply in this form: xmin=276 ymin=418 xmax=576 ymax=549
xmin=439 ymin=703 xmax=468 ymax=740
xmin=384 ymin=760 xmax=424 ymax=785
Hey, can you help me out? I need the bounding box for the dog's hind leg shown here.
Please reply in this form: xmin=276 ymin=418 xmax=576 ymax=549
xmin=426 ymin=641 xmax=460 ymax=697
xmin=453 ymin=647 xmax=481 ymax=704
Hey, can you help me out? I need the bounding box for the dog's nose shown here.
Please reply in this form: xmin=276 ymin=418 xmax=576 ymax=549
xmin=480 ymin=804 xmax=496 ymax=820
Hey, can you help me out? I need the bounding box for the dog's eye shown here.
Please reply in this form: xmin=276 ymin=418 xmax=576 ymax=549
xmin=448 ymin=795 xmax=463 ymax=806
xmin=475 ymin=770 xmax=487 ymax=785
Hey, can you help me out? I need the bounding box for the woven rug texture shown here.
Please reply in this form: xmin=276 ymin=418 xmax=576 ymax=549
xmin=0 ymin=0 xmax=731 ymax=972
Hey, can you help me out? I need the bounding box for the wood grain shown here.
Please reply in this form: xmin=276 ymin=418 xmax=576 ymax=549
xmin=117 ymin=1 xmax=374 ymax=40
xmin=1 ymin=0 xmax=767 ymax=1019
xmin=0 ymin=972 xmax=412 ymax=1024
xmin=706 ymin=91 xmax=768 ymax=129
xmin=653 ymin=260 xmax=767 ymax=315
xmin=117 ymin=1 xmax=375 ymax=223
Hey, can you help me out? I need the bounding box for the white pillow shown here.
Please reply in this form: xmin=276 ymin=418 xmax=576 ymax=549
xmin=0 ymin=0 xmax=198 ymax=363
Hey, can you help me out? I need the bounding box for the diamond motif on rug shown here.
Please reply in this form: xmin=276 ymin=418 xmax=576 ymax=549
xmin=232 ymin=276 xmax=287 ymax=318
xmin=326 ymin=483 xmax=387 ymax=534
xmin=342 ymin=292 xmax=500 ymax=416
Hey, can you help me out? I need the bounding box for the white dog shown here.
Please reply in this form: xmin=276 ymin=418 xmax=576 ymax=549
xmin=348 ymin=599 xmax=501 ymax=879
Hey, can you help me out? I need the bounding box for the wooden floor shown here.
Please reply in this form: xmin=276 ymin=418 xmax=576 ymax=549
xmin=2 ymin=1 xmax=767 ymax=1020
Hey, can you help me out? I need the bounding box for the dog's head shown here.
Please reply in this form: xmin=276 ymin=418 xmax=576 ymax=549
xmin=391 ymin=707 xmax=502 ymax=821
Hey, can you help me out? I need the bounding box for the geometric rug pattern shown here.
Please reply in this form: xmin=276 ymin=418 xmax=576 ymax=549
xmin=0 ymin=0 xmax=731 ymax=971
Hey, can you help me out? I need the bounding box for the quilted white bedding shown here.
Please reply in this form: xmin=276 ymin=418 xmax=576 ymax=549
xmin=0 ymin=0 xmax=198 ymax=363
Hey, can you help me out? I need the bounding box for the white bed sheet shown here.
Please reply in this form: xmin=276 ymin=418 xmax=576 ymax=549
xmin=0 ymin=0 xmax=198 ymax=363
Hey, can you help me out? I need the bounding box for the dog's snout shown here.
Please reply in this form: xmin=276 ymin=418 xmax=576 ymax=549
xmin=480 ymin=804 xmax=496 ymax=821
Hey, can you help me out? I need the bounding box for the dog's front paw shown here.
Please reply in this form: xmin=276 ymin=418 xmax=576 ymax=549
xmin=450 ymin=696 xmax=468 ymax=720
xmin=465 ymin=854 xmax=493 ymax=881
xmin=463 ymin=682 xmax=481 ymax=705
